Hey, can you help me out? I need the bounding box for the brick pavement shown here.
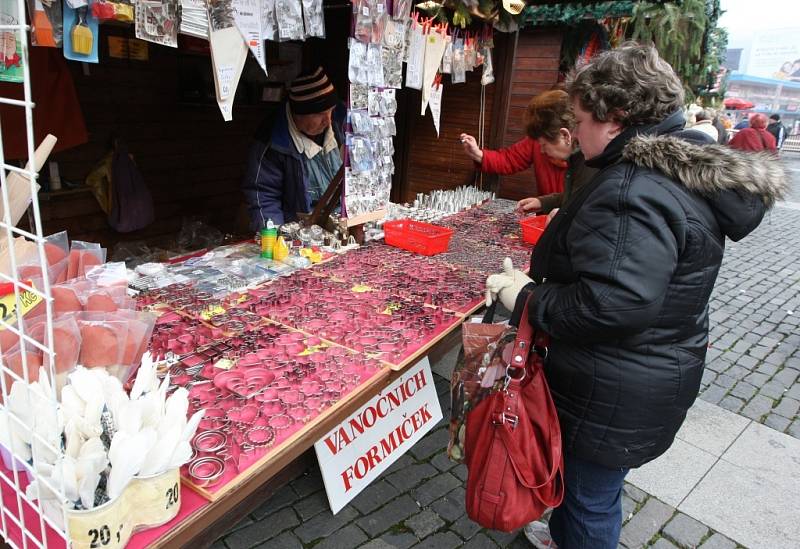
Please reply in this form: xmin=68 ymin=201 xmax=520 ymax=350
xmin=215 ymin=157 xmax=800 ymax=548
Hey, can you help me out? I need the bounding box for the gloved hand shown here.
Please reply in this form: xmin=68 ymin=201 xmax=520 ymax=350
xmin=485 ymin=257 xmax=534 ymax=310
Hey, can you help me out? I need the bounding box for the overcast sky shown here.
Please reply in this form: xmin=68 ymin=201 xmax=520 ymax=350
xmin=720 ymin=0 xmax=800 ymax=47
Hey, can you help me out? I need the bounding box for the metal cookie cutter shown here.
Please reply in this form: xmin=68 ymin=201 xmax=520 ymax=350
xmin=192 ymin=430 xmax=228 ymax=454
xmin=188 ymin=456 xmax=225 ymax=488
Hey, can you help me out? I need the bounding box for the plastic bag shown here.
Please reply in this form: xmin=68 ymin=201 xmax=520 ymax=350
xmin=353 ymin=0 xmax=372 ymax=43
xmin=371 ymin=0 xmax=386 ymax=44
xmin=275 ymin=0 xmax=304 ymax=40
xmin=448 ymin=318 xmax=512 ymax=462
xmin=404 ymin=23 xmax=424 ymax=90
xmin=348 ymin=39 xmax=369 ymax=85
xmin=177 ymin=218 xmax=224 ymax=251
xmin=84 ymin=262 xmax=128 ymax=287
xmin=451 ymin=37 xmax=466 ymax=84
xmin=301 ymin=0 xmax=324 ymax=38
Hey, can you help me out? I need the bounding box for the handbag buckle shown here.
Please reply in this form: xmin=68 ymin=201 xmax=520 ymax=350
xmin=492 ymin=412 xmax=519 ymax=428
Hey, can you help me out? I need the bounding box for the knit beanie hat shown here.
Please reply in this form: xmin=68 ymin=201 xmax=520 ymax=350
xmin=289 ymin=67 xmax=338 ymax=115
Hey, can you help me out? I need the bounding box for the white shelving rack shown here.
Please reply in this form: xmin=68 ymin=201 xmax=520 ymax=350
xmin=0 ymin=0 xmax=69 ymax=546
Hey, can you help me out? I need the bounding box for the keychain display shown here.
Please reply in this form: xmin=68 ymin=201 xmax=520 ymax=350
xmin=301 ymin=0 xmax=324 ymax=38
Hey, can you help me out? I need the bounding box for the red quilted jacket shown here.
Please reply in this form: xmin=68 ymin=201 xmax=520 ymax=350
xmin=729 ymin=128 xmax=777 ymax=152
xmin=481 ymin=137 xmax=567 ymax=195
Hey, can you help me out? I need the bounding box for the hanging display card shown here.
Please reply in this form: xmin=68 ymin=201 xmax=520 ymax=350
xmin=208 ymin=0 xmax=248 ymax=121
xmin=233 ymin=0 xmax=266 ymax=75
xmin=404 ymin=22 xmax=424 ymax=90
xmin=420 ymin=30 xmax=445 ymax=115
xmin=429 ymin=81 xmax=442 ymax=137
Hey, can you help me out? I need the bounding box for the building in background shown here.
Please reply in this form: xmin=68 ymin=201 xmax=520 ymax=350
xmin=723 ymin=28 xmax=800 ymax=133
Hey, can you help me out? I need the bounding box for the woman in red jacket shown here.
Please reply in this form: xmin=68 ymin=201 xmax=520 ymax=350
xmin=729 ymin=113 xmax=777 ymax=152
xmin=460 ymin=91 xmax=568 ymax=213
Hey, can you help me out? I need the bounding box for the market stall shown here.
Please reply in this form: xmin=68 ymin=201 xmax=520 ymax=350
xmin=0 ymin=191 xmax=539 ymax=549
xmin=0 ymin=0 xmax=544 ymax=545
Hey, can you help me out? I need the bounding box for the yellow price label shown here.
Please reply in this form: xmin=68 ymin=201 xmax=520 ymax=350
xmin=201 ymin=305 xmax=227 ymax=321
xmin=0 ymin=286 xmax=43 ymax=328
xmin=381 ymin=302 xmax=402 ymax=315
xmin=351 ymin=284 xmax=374 ymax=294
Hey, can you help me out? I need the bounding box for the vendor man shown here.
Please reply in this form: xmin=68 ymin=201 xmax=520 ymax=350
xmin=242 ymin=67 xmax=345 ymax=230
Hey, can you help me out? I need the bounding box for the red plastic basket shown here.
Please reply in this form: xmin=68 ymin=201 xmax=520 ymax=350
xmin=383 ymin=219 xmax=454 ymax=256
xmin=520 ymin=215 xmax=548 ymax=244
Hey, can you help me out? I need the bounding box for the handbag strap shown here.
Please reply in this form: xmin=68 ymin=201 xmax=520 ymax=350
xmin=478 ymin=371 xmax=525 ymax=513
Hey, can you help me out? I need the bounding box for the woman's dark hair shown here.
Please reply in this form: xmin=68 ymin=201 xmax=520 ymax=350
xmin=525 ymin=90 xmax=575 ymax=141
xmin=566 ymin=42 xmax=685 ymax=127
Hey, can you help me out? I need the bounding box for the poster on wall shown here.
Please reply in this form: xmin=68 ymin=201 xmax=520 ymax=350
xmin=746 ymin=28 xmax=800 ymax=81
xmin=0 ymin=0 xmax=23 ymax=82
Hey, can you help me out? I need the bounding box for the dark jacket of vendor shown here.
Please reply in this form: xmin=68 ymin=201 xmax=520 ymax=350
xmin=524 ymin=110 xmax=788 ymax=469
xmin=242 ymin=67 xmax=345 ymax=230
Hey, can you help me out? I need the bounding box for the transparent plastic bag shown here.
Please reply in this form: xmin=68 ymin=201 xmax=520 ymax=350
xmin=367 ymin=43 xmax=385 ymax=87
xmin=350 ymin=83 xmax=369 ymax=109
xmin=451 ymin=37 xmax=466 ymax=84
xmin=371 ymin=0 xmax=387 ymax=44
xmin=447 ymin=320 xmax=513 ymax=462
xmin=275 ymin=0 xmax=304 ymax=40
xmin=301 ymin=0 xmax=324 ymax=38
xmin=348 ymin=40 xmax=369 ymax=84
xmin=353 ymin=0 xmax=372 ymax=43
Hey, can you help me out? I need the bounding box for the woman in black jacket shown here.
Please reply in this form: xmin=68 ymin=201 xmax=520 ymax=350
xmin=486 ymin=43 xmax=788 ymax=549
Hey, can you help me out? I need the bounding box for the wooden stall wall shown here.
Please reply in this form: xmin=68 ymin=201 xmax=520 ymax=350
xmin=394 ymin=33 xmax=508 ymax=203
xmin=495 ymin=28 xmax=563 ymax=200
xmin=31 ymin=7 xmax=350 ymax=251
xmin=394 ymin=29 xmax=563 ymax=203
xmin=35 ymin=29 xmax=263 ymax=249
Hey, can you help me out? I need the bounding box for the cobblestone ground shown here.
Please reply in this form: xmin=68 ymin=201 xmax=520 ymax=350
xmin=216 ymin=156 xmax=800 ymax=549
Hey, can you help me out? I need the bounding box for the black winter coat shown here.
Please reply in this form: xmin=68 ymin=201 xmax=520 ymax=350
xmin=515 ymin=111 xmax=789 ymax=469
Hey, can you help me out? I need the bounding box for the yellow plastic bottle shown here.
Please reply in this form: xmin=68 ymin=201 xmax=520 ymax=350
xmin=273 ymin=236 xmax=289 ymax=262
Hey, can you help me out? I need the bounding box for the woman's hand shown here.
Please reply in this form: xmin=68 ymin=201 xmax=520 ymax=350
xmin=516 ymin=197 xmax=542 ymax=214
xmin=460 ymin=133 xmax=483 ymax=163
xmin=485 ymin=258 xmax=533 ymax=309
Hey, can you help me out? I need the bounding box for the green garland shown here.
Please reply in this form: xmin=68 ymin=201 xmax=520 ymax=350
xmin=521 ymin=1 xmax=637 ymax=27
xmin=631 ymin=0 xmax=727 ymax=99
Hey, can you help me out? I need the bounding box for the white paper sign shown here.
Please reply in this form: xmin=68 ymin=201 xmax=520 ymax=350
xmin=315 ymin=358 xmax=443 ymax=514
xmin=233 ymin=0 xmax=267 ymax=75
xmin=429 ymin=83 xmax=443 ymax=137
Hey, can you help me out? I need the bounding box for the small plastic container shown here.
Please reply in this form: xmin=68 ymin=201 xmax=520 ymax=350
xmin=383 ymin=219 xmax=454 ymax=256
xmin=520 ymin=215 xmax=548 ymax=245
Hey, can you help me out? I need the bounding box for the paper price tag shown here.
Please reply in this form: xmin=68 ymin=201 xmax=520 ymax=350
xmin=0 ymin=286 xmax=43 ymax=328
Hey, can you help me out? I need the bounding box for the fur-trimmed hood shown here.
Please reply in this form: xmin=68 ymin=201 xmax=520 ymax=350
xmin=622 ymin=134 xmax=790 ymax=241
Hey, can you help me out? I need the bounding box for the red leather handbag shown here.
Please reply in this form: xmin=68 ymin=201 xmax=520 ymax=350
xmin=464 ymin=304 xmax=564 ymax=532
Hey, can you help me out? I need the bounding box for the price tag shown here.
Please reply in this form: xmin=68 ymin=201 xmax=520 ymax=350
xmin=0 ymin=285 xmax=43 ymax=328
